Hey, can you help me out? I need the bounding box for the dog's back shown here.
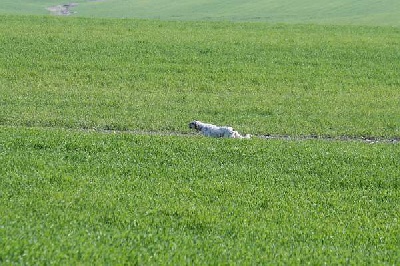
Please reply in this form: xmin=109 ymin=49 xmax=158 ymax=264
xmin=189 ymin=120 xmax=250 ymax=139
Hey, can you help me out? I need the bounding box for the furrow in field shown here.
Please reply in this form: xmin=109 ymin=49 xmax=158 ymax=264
xmin=76 ymin=127 xmax=400 ymax=144
xmin=4 ymin=125 xmax=399 ymax=143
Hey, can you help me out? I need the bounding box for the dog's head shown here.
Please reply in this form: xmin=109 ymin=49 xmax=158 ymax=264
xmin=189 ymin=120 xmax=201 ymax=131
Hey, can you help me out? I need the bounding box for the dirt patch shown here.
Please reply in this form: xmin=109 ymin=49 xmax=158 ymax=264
xmin=90 ymin=128 xmax=400 ymax=144
xmin=260 ymin=134 xmax=400 ymax=144
xmin=46 ymin=3 xmax=78 ymax=16
xmin=46 ymin=0 xmax=107 ymax=15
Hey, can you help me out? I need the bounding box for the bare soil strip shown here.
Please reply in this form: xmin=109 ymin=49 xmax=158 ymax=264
xmin=46 ymin=3 xmax=78 ymax=16
xmin=88 ymin=128 xmax=399 ymax=144
xmin=4 ymin=125 xmax=399 ymax=143
xmin=46 ymin=0 xmax=107 ymax=16
xmin=260 ymin=134 xmax=399 ymax=144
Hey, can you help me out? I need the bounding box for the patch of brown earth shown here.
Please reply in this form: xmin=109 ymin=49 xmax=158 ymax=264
xmin=46 ymin=3 xmax=78 ymax=16
xmin=46 ymin=0 xmax=107 ymax=15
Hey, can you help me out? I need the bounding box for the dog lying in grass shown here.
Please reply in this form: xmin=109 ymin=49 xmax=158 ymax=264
xmin=189 ymin=120 xmax=251 ymax=139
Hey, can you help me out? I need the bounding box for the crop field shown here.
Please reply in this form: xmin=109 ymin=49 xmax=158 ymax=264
xmin=1 ymin=16 xmax=399 ymax=137
xmin=1 ymin=127 xmax=399 ymax=264
xmin=1 ymin=0 xmax=400 ymax=26
xmin=1 ymin=14 xmax=400 ymax=264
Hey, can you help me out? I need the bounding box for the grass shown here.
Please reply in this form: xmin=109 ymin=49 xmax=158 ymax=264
xmin=0 ymin=15 xmax=399 ymax=138
xmin=1 ymin=126 xmax=399 ymax=264
xmin=1 ymin=0 xmax=400 ymax=26
xmin=76 ymin=0 xmax=400 ymax=26
xmin=1 ymin=14 xmax=400 ymax=264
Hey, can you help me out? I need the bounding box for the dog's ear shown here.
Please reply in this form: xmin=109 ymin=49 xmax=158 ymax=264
xmin=194 ymin=121 xmax=202 ymax=130
xmin=189 ymin=121 xmax=196 ymax=129
xmin=189 ymin=121 xmax=201 ymax=130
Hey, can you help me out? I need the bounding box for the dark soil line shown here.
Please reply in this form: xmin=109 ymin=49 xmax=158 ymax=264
xmin=90 ymin=128 xmax=400 ymax=144
xmin=259 ymin=134 xmax=400 ymax=144
xmin=46 ymin=3 xmax=78 ymax=16
xmin=4 ymin=125 xmax=399 ymax=143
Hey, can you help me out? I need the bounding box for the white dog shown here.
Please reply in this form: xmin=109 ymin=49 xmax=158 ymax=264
xmin=189 ymin=120 xmax=251 ymax=139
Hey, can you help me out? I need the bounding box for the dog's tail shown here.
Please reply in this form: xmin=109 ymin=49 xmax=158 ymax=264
xmin=241 ymin=134 xmax=252 ymax=139
xmin=232 ymin=132 xmax=252 ymax=139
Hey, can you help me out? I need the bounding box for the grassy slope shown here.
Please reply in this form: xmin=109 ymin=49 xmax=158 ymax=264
xmin=1 ymin=14 xmax=399 ymax=264
xmin=76 ymin=0 xmax=400 ymax=26
xmin=0 ymin=15 xmax=399 ymax=137
xmin=0 ymin=0 xmax=63 ymax=15
xmin=1 ymin=127 xmax=399 ymax=264
xmin=1 ymin=0 xmax=400 ymax=26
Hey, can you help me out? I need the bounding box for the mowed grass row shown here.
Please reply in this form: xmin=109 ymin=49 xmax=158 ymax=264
xmin=1 ymin=126 xmax=399 ymax=264
xmin=74 ymin=0 xmax=400 ymax=26
xmin=1 ymin=15 xmax=399 ymax=137
xmin=2 ymin=0 xmax=400 ymax=26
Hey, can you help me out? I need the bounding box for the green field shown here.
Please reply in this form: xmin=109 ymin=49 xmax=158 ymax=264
xmin=1 ymin=11 xmax=400 ymax=265
xmin=1 ymin=0 xmax=400 ymax=26
xmin=1 ymin=16 xmax=399 ymax=137
xmin=1 ymin=127 xmax=399 ymax=264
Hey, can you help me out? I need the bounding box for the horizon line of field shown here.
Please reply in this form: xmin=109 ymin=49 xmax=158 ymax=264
xmin=4 ymin=125 xmax=399 ymax=144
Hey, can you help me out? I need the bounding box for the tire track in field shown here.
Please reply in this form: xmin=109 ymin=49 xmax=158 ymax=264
xmin=4 ymin=125 xmax=399 ymax=144
xmin=89 ymin=128 xmax=400 ymax=144
xmin=260 ymin=134 xmax=400 ymax=144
